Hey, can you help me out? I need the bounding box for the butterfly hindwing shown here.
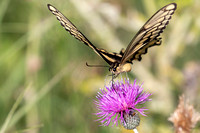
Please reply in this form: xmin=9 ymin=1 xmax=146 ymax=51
xmin=120 ymin=3 xmax=177 ymax=64
xmin=130 ymin=37 xmax=162 ymax=61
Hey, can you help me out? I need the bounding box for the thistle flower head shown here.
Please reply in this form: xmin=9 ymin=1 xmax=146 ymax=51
xmin=94 ymin=79 xmax=152 ymax=129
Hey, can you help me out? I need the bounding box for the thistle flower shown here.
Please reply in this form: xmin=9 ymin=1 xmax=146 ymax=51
xmin=94 ymin=79 xmax=152 ymax=129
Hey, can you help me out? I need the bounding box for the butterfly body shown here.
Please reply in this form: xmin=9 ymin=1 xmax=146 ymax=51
xmin=113 ymin=63 xmax=132 ymax=74
xmin=47 ymin=3 xmax=177 ymax=76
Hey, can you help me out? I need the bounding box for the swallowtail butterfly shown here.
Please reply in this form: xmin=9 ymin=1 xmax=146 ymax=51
xmin=47 ymin=3 xmax=177 ymax=76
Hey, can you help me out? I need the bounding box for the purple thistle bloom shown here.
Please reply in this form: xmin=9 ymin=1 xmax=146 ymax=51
xmin=94 ymin=79 xmax=152 ymax=128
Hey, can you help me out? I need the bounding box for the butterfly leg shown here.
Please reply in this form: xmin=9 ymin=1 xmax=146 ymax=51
xmin=104 ymin=74 xmax=109 ymax=88
xmin=111 ymin=73 xmax=114 ymax=87
xmin=111 ymin=73 xmax=118 ymax=94
xmin=125 ymin=72 xmax=129 ymax=81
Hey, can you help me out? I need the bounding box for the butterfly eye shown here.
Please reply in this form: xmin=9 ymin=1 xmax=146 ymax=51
xmin=113 ymin=68 xmax=116 ymax=72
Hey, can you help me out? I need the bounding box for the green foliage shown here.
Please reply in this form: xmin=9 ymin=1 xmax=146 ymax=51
xmin=0 ymin=0 xmax=199 ymax=132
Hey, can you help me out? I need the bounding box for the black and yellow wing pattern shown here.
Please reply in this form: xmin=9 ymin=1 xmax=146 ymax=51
xmin=47 ymin=4 xmax=122 ymax=66
xmin=47 ymin=3 xmax=177 ymax=75
xmin=120 ymin=3 xmax=177 ymax=64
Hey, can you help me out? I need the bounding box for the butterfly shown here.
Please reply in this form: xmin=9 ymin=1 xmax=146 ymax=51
xmin=47 ymin=3 xmax=177 ymax=77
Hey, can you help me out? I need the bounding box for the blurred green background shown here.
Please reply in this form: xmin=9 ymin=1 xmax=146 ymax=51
xmin=0 ymin=0 xmax=200 ymax=132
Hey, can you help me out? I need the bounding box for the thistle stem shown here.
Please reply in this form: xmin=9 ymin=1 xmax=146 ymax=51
xmin=133 ymin=128 xmax=139 ymax=133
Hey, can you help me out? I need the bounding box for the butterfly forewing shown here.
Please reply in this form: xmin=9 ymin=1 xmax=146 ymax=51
xmin=47 ymin=4 xmax=122 ymax=65
xmin=120 ymin=3 xmax=177 ymax=64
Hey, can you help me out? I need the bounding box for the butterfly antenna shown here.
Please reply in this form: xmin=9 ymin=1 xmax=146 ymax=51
xmin=86 ymin=62 xmax=110 ymax=68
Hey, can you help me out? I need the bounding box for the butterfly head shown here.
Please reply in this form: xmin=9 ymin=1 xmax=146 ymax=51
xmin=109 ymin=63 xmax=132 ymax=75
